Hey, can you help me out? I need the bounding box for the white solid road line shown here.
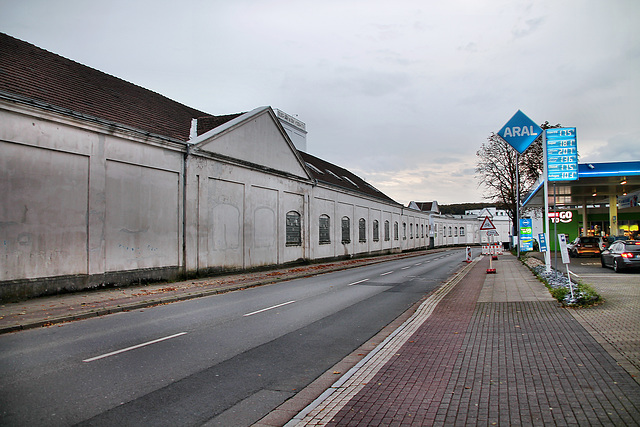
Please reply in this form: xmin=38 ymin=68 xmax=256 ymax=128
xmin=244 ymin=300 xmax=296 ymax=317
xmin=83 ymin=332 xmax=188 ymax=363
xmin=347 ymin=279 xmax=369 ymax=286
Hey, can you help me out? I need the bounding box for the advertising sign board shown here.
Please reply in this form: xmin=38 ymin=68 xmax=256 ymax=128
xmin=538 ymin=233 xmax=548 ymax=252
xmin=519 ymin=218 xmax=534 ymax=252
xmin=618 ymin=189 xmax=640 ymax=209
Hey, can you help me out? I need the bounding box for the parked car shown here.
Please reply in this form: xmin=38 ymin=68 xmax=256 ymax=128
xmin=601 ymin=240 xmax=640 ymax=272
xmin=567 ymin=236 xmax=602 ymax=257
xmin=603 ymin=235 xmax=628 ymax=249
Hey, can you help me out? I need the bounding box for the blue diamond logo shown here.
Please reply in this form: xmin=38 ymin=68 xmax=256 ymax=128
xmin=497 ymin=110 xmax=542 ymax=154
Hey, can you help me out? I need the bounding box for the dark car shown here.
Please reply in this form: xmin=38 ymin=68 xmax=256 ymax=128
xmin=601 ymin=240 xmax=640 ymax=272
xmin=603 ymin=235 xmax=628 ymax=250
xmin=568 ymin=236 xmax=602 ymax=257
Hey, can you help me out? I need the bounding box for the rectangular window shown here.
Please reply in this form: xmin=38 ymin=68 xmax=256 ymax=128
xmin=319 ymin=215 xmax=330 ymax=244
xmin=342 ymin=217 xmax=351 ymax=244
xmin=286 ymin=211 xmax=301 ymax=246
xmin=359 ymin=218 xmax=366 ymax=243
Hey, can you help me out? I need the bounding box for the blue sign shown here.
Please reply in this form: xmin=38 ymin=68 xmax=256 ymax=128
xmin=546 ymin=127 xmax=578 ymax=181
xmin=538 ymin=233 xmax=548 ymax=252
xmin=519 ymin=218 xmax=534 ymax=252
xmin=497 ymin=110 xmax=543 ymax=154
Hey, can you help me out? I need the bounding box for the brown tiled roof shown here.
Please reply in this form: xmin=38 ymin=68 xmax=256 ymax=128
xmin=196 ymin=114 xmax=244 ymax=136
xmin=299 ymin=151 xmax=399 ymax=205
xmin=0 ymin=33 xmax=399 ymax=205
xmin=0 ymin=32 xmax=240 ymax=141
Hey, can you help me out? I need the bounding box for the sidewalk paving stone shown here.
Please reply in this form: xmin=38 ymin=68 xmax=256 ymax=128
xmin=289 ymin=255 xmax=640 ymax=426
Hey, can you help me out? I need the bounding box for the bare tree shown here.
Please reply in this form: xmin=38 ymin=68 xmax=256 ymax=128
xmin=475 ymin=122 xmax=560 ymax=238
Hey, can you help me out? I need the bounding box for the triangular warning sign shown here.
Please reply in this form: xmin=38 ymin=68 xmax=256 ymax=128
xmin=480 ymin=216 xmax=496 ymax=230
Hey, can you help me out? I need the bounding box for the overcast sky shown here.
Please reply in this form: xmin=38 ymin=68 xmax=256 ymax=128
xmin=2 ymin=0 xmax=639 ymax=205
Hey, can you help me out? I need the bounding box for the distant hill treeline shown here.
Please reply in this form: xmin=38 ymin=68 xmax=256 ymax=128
xmin=438 ymin=202 xmax=494 ymax=215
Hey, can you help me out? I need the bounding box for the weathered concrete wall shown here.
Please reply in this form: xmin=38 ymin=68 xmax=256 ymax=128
xmin=1 ymin=102 xmax=481 ymax=301
xmin=0 ymin=103 xmax=185 ymax=300
xmin=1 ymin=139 xmax=89 ymax=280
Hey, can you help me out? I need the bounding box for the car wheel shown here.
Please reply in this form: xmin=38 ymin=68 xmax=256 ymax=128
xmin=601 ymin=257 xmax=606 ymax=268
xmin=614 ymin=259 xmax=623 ymax=273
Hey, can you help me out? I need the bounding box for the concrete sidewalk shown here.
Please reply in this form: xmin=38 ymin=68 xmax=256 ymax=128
xmin=275 ymin=254 xmax=640 ymax=426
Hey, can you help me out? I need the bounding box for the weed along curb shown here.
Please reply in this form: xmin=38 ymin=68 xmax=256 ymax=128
xmin=520 ymin=255 xmax=602 ymax=307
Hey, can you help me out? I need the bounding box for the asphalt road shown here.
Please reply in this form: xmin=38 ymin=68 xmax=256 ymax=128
xmin=0 ymin=248 xmax=470 ymax=426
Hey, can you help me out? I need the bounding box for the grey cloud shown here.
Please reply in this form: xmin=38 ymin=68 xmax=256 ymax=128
xmin=512 ymin=16 xmax=545 ymax=39
xmin=588 ymin=132 xmax=640 ymax=162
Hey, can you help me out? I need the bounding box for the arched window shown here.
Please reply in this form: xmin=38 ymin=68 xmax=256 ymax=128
xmin=403 ymin=223 xmax=407 ymax=240
xmin=286 ymin=211 xmax=301 ymax=246
xmin=460 ymin=226 xmax=465 ymax=236
xmin=359 ymin=218 xmax=366 ymax=242
xmin=384 ymin=220 xmax=390 ymax=241
xmin=448 ymin=226 xmax=452 ymax=237
xmin=341 ymin=216 xmax=351 ymax=244
xmin=454 ymin=227 xmax=458 ymax=237
xmin=394 ymin=222 xmax=399 ymax=240
xmin=421 ymin=224 xmax=424 ymax=238
xmin=373 ymin=220 xmax=380 ymax=242
xmin=319 ymin=214 xmax=330 ymax=244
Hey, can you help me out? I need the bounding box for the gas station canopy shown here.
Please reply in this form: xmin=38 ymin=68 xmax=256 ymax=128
xmin=523 ymin=161 xmax=640 ymax=208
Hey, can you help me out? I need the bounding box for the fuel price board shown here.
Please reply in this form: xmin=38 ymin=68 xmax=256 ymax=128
xmin=546 ymin=127 xmax=578 ymax=181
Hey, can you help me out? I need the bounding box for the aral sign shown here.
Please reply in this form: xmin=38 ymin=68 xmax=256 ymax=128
xmin=497 ymin=110 xmax=543 ymax=154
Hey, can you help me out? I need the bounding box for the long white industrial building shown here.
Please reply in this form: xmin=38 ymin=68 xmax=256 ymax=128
xmin=0 ymin=33 xmax=482 ymax=300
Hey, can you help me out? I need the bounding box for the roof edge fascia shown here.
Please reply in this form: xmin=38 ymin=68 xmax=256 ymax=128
xmin=0 ymin=91 xmax=188 ymax=149
xmin=189 ymin=106 xmax=270 ymax=146
xmin=190 ymin=106 xmax=313 ymax=181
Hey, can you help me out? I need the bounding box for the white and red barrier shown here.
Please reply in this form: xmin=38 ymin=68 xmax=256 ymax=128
xmin=481 ymin=244 xmax=503 ymax=255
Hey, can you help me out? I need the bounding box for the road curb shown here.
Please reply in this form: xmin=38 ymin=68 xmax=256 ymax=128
xmin=254 ymin=256 xmax=482 ymax=427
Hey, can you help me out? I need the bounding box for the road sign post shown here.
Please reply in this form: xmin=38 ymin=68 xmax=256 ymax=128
xmin=497 ymin=110 xmax=543 ymax=260
xmin=538 ymin=232 xmax=551 ymax=273
xmin=557 ymin=233 xmax=575 ymax=299
xmin=480 ymin=216 xmax=497 ymax=273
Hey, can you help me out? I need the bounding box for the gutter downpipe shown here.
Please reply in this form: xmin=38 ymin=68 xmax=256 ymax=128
xmin=182 ymin=143 xmax=191 ymax=277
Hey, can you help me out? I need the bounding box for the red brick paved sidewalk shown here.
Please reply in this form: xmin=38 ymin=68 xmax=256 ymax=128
xmin=294 ymin=256 xmax=640 ymax=426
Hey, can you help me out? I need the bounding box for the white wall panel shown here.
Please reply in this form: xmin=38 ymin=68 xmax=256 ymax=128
xmin=0 ymin=141 xmax=89 ymax=280
xmin=105 ymin=160 xmax=179 ymax=271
